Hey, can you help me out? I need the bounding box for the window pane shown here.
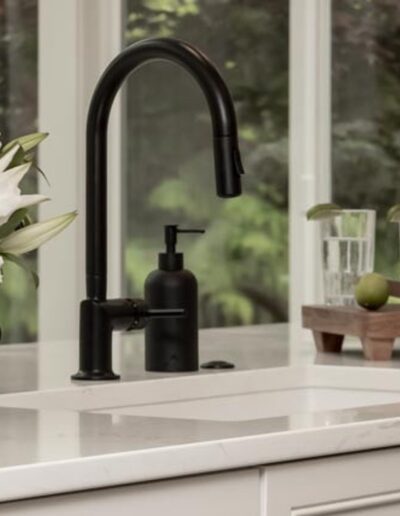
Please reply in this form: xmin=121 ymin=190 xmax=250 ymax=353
xmin=0 ymin=0 xmax=38 ymax=342
xmin=124 ymin=0 xmax=288 ymax=327
xmin=332 ymin=1 xmax=400 ymax=278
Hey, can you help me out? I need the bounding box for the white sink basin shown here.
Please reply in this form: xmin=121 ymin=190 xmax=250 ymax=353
xmin=96 ymin=385 xmax=400 ymax=422
xmin=1 ymin=365 xmax=400 ymax=422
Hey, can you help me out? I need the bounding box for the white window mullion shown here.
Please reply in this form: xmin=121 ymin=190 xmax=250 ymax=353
xmin=289 ymin=0 xmax=332 ymax=332
xmin=38 ymin=0 xmax=123 ymax=343
xmin=38 ymin=0 xmax=84 ymax=344
xmin=95 ymin=0 xmax=125 ymax=301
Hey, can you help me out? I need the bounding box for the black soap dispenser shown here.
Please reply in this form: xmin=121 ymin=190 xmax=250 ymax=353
xmin=144 ymin=225 xmax=204 ymax=372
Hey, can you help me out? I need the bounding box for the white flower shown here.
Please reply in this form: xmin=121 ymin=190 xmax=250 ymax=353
xmin=0 ymin=146 xmax=48 ymax=225
xmin=0 ymin=211 xmax=77 ymax=255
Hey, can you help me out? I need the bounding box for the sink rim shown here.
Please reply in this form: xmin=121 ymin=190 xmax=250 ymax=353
xmin=1 ymin=365 xmax=400 ymax=416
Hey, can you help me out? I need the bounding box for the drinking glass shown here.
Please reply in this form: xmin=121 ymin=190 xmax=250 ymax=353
xmin=321 ymin=210 xmax=375 ymax=305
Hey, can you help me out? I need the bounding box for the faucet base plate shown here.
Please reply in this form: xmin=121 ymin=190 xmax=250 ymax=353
xmin=71 ymin=370 xmax=120 ymax=381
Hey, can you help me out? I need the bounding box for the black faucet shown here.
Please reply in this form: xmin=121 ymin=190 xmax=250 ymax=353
xmin=72 ymin=38 xmax=244 ymax=381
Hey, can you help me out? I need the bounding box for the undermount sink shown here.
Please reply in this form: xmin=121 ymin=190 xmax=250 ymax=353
xmin=1 ymin=365 xmax=400 ymax=423
xmin=96 ymin=385 xmax=400 ymax=422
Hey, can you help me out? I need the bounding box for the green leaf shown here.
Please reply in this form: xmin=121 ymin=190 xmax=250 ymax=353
xmin=1 ymin=253 xmax=39 ymax=288
xmin=21 ymin=213 xmax=33 ymax=228
xmin=1 ymin=132 xmax=49 ymax=154
xmin=306 ymin=203 xmax=343 ymax=221
xmin=0 ymin=209 xmax=29 ymax=239
xmin=387 ymin=204 xmax=400 ymax=222
xmin=0 ymin=144 xmax=22 ymax=172
xmin=8 ymin=145 xmax=26 ymax=169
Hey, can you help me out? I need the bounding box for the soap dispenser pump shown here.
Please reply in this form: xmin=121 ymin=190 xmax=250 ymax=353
xmin=144 ymin=225 xmax=205 ymax=372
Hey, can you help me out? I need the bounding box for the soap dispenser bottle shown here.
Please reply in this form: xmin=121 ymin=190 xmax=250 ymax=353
xmin=144 ymin=225 xmax=204 ymax=372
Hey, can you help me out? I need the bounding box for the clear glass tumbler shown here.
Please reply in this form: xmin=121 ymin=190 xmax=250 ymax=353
xmin=321 ymin=210 xmax=375 ymax=305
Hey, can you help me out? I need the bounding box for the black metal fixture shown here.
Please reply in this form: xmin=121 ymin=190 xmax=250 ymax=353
xmin=72 ymin=37 xmax=244 ymax=381
xmin=145 ymin=225 xmax=205 ymax=373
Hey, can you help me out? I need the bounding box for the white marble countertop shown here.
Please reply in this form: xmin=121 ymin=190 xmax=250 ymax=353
xmin=2 ymin=324 xmax=400 ymax=502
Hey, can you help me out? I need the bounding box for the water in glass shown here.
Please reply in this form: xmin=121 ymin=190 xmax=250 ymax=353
xmin=321 ymin=210 xmax=375 ymax=305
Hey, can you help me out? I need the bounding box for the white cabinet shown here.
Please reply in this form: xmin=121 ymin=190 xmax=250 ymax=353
xmin=5 ymin=447 xmax=400 ymax=515
xmin=0 ymin=469 xmax=260 ymax=516
xmin=262 ymin=447 xmax=400 ymax=515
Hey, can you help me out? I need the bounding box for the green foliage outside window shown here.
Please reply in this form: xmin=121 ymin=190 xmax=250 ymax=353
xmin=124 ymin=0 xmax=289 ymax=327
xmin=332 ymin=1 xmax=400 ymax=279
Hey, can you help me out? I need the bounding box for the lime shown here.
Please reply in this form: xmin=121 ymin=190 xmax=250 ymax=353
xmin=306 ymin=203 xmax=342 ymax=221
xmin=387 ymin=204 xmax=400 ymax=222
xmin=355 ymin=273 xmax=389 ymax=311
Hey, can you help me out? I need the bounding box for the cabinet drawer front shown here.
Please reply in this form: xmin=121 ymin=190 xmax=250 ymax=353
xmin=293 ymin=491 xmax=400 ymax=515
xmin=0 ymin=469 xmax=259 ymax=516
xmin=263 ymin=447 xmax=400 ymax=516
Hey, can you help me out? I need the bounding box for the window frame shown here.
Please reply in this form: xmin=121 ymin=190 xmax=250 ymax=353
xmin=289 ymin=0 xmax=332 ymax=330
xmin=38 ymin=0 xmax=124 ymax=341
xmin=37 ymin=0 xmax=331 ymax=341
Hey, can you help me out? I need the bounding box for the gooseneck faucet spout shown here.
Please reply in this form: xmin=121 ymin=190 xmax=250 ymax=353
xmin=73 ymin=38 xmax=244 ymax=381
xmin=87 ymin=38 xmax=243 ymax=301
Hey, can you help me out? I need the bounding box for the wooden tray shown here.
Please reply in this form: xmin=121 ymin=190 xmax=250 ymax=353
xmin=302 ymin=304 xmax=400 ymax=360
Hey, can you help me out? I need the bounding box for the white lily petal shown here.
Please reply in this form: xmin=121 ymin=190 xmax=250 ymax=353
xmin=0 ymin=162 xmax=37 ymax=225
xmin=14 ymin=194 xmax=49 ymax=210
xmin=0 ymin=145 xmax=21 ymax=173
xmin=0 ymin=211 xmax=77 ymax=255
xmin=0 ymin=194 xmax=49 ymax=225
xmin=0 ymin=162 xmax=31 ymax=190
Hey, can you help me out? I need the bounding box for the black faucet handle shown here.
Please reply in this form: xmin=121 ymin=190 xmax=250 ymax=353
xmin=126 ymin=300 xmax=185 ymax=331
xmin=146 ymin=307 xmax=186 ymax=318
xmin=98 ymin=298 xmax=185 ymax=332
